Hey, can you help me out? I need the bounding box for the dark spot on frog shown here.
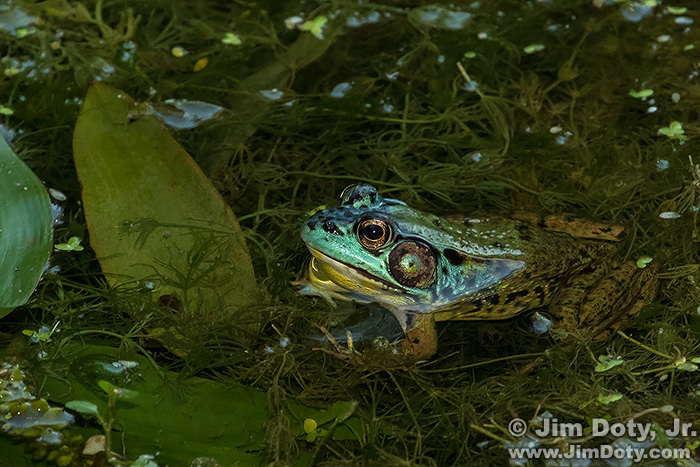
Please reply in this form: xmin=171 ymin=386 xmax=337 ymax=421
xmin=534 ymin=286 xmax=546 ymax=303
xmin=441 ymin=266 xmax=449 ymax=275
xmin=491 ymin=242 xmax=502 ymax=249
xmin=306 ymin=220 xmax=318 ymax=231
xmin=341 ymin=209 xmax=354 ymax=218
xmin=369 ymin=192 xmax=377 ymax=203
xmin=471 ymin=299 xmax=483 ymax=312
xmin=433 ymin=218 xmax=442 ymax=228
xmin=486 ymin=294 xmax=500 ymax=305
xmin=443 ymin=248 xmax=464 ymax=266
xmin=323 ymin=220 xmax=343 ymax=235
xmin=505 ymin=289 xmax=529 ymax=303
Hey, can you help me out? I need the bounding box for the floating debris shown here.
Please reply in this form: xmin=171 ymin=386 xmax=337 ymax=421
xmin=408 ymin=5 xmax=471 ymax=30
xmin=259 ymin=89 xmax=284 ymax=100
xmin=150 ymin=99 xmax=223 ymax=130
xmin=330 ymin=82 xmax=352 ymax=99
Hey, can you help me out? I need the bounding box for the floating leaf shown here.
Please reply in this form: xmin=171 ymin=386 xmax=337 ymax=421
xmin=44 ymin=345 xmax=268 ymax=466
xmin=54 ymin=236 xmax=84 ymax=251
xmin=658 ymin=121 xmax=688 ymax=141
xmin=598 ymin=393 xmax=623 ymax=404
xmin=675 ymin=357 xmax=698 ymax=372
xmin=0 ymin=136 xmax=53 ymax=319
xmin=298 ymin=16 xmax=328 ymax=39
xmin=222 ymin=32 xmax=242 ymax=45
xmin=595 ymin=355 xmax=624 ymax=372
xmin=98 ymin=380 xmax=139 ymax=399
xmin=523 ymin=43 xmax=545 ymax=54
xmin=629 ymin=89 xmax=654 ymax=98
xmin=303 ymin=418 xmax=318 ymax=433
xmin=72 ymin=84 xmax=258 ymax=331
xmin=65 ymin=400 xmax=100 ymax=416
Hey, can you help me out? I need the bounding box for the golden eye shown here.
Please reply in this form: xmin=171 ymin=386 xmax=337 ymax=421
xmin=357 ymin=218 xmax=392 ymax=250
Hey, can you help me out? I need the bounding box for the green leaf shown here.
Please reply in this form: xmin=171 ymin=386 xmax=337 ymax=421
xmin=523 ymin=43 xmax=545 ymax=54
xmin=72 ymin=84 xmax=258 ymax=330
xmin=98 ymin=380 xmax=139 ymax=399
xmin=222 ymin=32 xmax=242 ymax=45
xmin=658 ymin=121 xmax=688 ymax=141
xmin=595 ymin=355 xmax=624 ymax=372
xmin=0 ymin=136 xmax=53 ymax=318
xmin=43 ymin=345 xmax=268 ymax=466
xmin=298 ymin=16 xmax=328 ymax=39
xmin=598 ymin=393 xmax=623 ymax=404
xmin=54 ymin=236 xmax=84 ymax=251
xmin=636 ymin=256 xmax=653 ymax=268
xmin=629 ymin=89 xmax=654 ymax=99
xmin=65 ymin=400 xmax=100 ymax=416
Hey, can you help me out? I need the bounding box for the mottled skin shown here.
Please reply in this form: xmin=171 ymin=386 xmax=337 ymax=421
xmin=299 ymin=185 xmax=657 ymax=364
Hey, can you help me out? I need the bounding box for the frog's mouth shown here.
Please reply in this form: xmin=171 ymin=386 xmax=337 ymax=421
xmin=307 ymin=247 xmax=406 ymax=293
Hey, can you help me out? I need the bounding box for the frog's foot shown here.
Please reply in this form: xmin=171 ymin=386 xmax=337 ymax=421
xmin=396 ymin=313 xmax=438 ymax=363
xmin=313 ymin=312 xmax=438 ymax=367
xmin=550 ymin=260 xmax=658 ymax=340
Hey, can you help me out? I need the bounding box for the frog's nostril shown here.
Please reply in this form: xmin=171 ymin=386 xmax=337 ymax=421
xmin=306 ymin=219 xmax=318 ymax=231
xmin=322 ymin=220 xmax=343 ymax=235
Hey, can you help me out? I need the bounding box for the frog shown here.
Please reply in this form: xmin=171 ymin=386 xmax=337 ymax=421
xmin=298 ymin=184 xmax=658 ymax=364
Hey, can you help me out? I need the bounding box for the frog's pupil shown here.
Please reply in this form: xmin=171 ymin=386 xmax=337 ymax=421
xmin=363 ymin=224 xmax=384 ymax=240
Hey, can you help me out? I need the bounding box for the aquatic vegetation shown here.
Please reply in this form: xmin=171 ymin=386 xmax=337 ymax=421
xmin=0 ymin=136 xmax=53 ymax=319
xmin=2 ymin=0 xmax=700 ymax=465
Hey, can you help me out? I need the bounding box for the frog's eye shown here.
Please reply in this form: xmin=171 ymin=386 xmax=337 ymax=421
xmin=356 ymin=218 xmax=392 ymax=250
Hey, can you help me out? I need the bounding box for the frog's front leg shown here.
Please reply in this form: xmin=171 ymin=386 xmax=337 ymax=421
xmin=550 ymin=261 xmax=658 ymax=339
xmin=392 ymin=311 xmax=439 ymax=363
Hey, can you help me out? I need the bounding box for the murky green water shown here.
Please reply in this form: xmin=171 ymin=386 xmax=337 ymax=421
xmin=2 ymin=0 xmax=700 ymax=465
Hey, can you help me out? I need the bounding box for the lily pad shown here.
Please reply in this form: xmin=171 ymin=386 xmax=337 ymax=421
xmin=43 ymin=345 xmax=267 ymax=466
xmin=0 ymin=136 xmax=53 ymax=319
xmin=72 ymin=84 xmax=258 ymax=324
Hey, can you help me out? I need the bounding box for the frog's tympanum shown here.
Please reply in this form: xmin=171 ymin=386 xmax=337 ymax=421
xmin=299 ymin=185 xmax=657 ymax=364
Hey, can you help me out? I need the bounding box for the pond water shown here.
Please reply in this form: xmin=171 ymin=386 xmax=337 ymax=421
xmin=1 ymin=0 xmax=700 ymax=466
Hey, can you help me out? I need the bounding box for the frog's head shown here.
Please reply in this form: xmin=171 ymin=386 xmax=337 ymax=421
xmin=300 ymin=185 xmax=524 ymax=318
